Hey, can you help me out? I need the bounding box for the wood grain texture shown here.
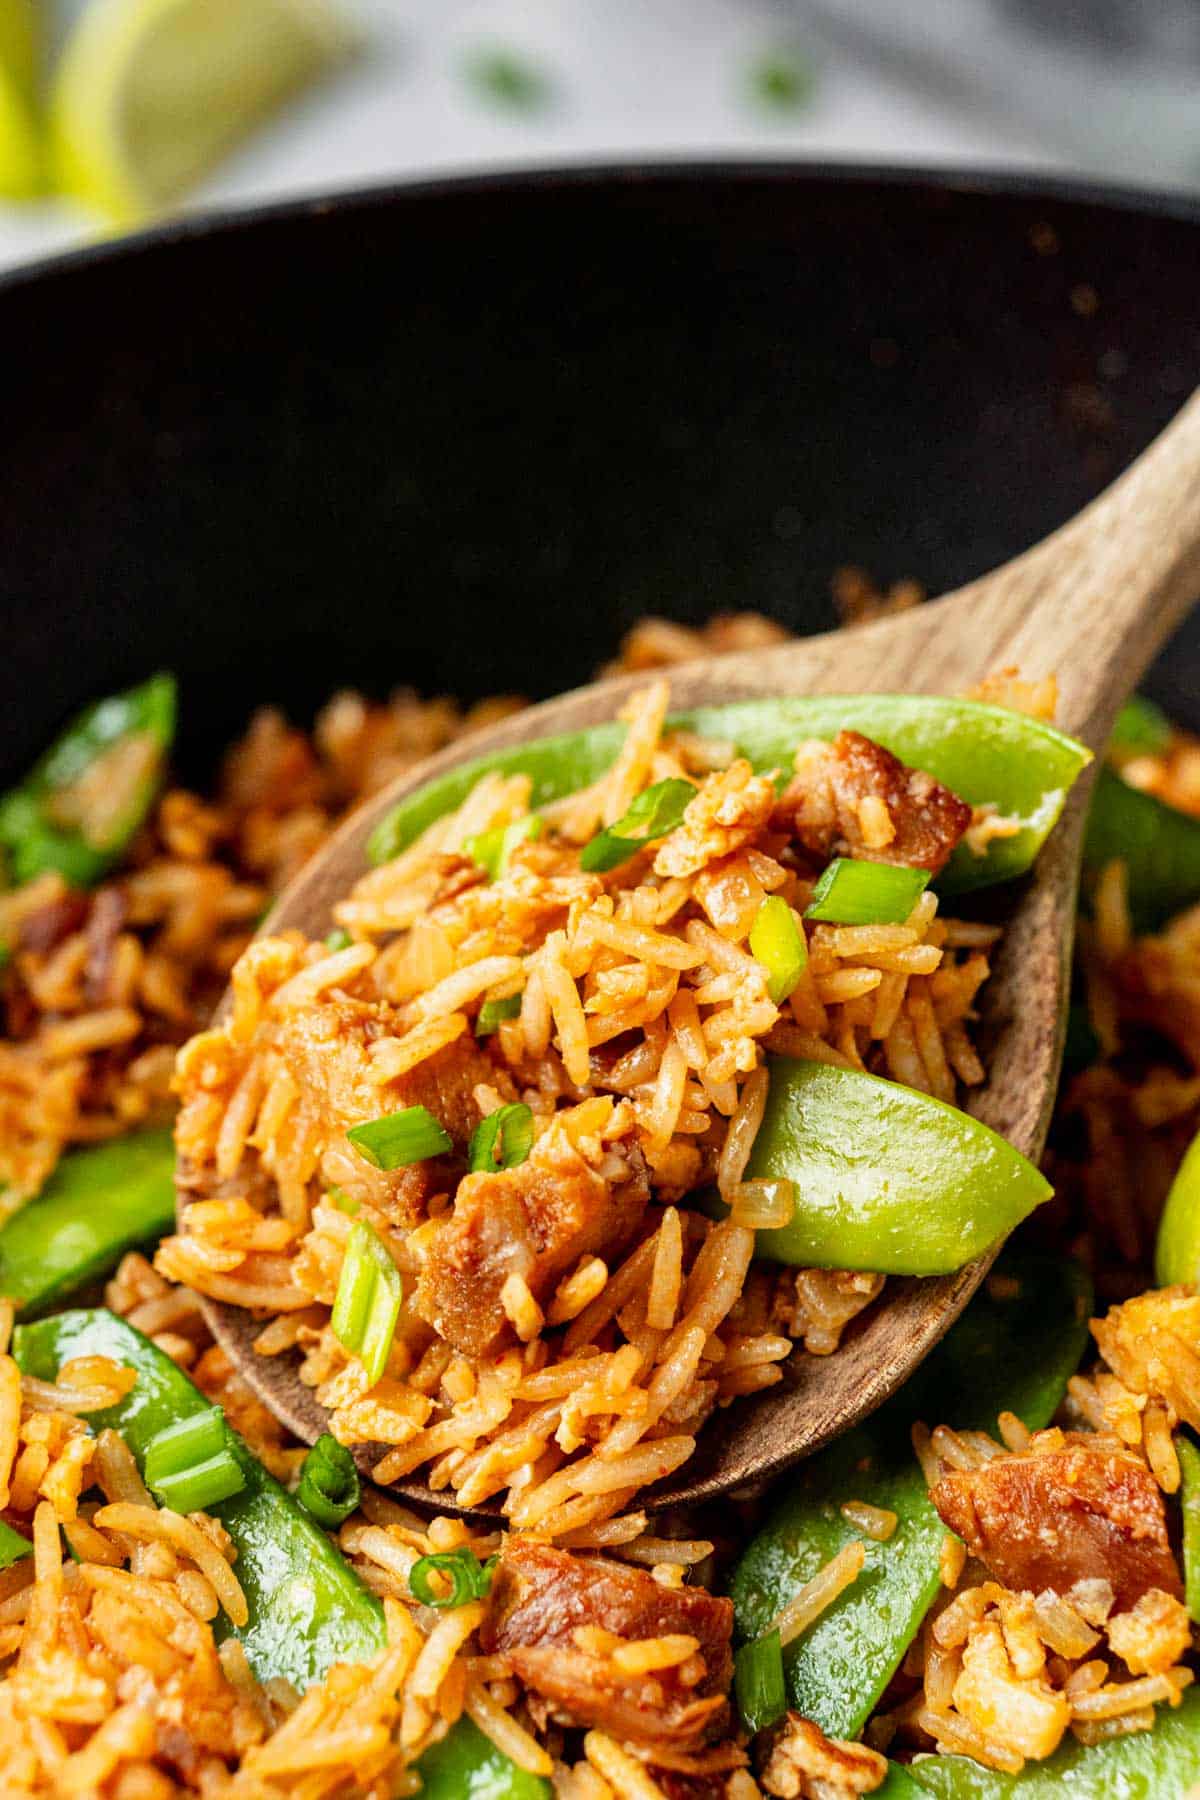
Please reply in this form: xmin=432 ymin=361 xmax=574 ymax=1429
xmin=196 ymin=389 xmax=1200 ymax=1514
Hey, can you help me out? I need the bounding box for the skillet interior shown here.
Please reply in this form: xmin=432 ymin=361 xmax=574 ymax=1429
xmin=1 ymin=164 xmax=1199 ymax=772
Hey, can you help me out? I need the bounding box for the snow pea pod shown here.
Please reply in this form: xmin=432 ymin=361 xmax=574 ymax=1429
xmin=1083 ymin=763 xmax=1200 ymax=934
xmin=908 ymin=1681 xmax=1200 ymax=1797
xmin=13 ymin=1307 xmax=384 ymax=1687
xmin=744 ymin=1058 xmax=1051 ymax=1275
xmin=0 ymin=672 xmax=176 ymax=888
xmin=12 ymin=1308 xmax=545 ymax=1796
xmin=881 ymin=1770 xmax=927 ymax=1800
xmin=0 ymin=1518 xmax=30 ymax=1567
xmin=368 ymin=695 xmax=1089 ymax=895
xmin=0 ymin=1128 xmax=176 ymax=1315
xmin=1178 ymin=1434 xmax=1200 ymax=1625
xmin=728 ymin=1253 xmax=1091 ymax=1739
xmin=416 ymin=1716 xmax=550 ymax=1800
xmin=1155 ymin=1123 xmax=1200 ymax=1287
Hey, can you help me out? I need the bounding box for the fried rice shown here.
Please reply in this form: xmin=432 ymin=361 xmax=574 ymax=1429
xmin=4 ymin=604 xmax=1200 ymax=1797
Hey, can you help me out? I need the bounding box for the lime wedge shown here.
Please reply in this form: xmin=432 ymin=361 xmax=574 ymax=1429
xmin=51 ymin=0 xmax=354 ymax=226
xmin=0 ymin=0 xmax=41 ymax=199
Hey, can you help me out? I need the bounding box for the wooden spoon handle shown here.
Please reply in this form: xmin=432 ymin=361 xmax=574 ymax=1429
xmin=946 ymin=385 xmax=1200 ymax=748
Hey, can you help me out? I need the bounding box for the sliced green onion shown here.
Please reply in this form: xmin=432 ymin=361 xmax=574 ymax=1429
xmin=734 ymin=1629 xmax=786 ymax=1736
xmin=804 ymin=858 xmax=930 ymax=925
xmin=1111 ymin=694 xmax=1171 ymax=756
xmin=468 ymin=1102 xmax=535 ymax=1174
xmin=409 ymin=1548 xmax=498 ymax=1609
xmin=148 ymin=1448 xmax=246 ymax=1513
xmin=347 ymin=1105 xmax=452 ymax=1171
xmin=464 ymin=814 xmax=543 ymax=879
xmin=476 ymin=992 xmax=523 ymax=1036
xmin=579 ymin=778 xmax=695 ymax=873
xmin=331 ymin=1220 xmax=404 ymax=1386
xmin=325 ymin=927 xmax=353 ymax=952
xmin=749 ymin=896 xmax=807 ymax=1003
xmin=144 ymin=1407 xmax=227 ymax=1486
xmin=0 ymin=941 xmax=10 ymax=972
xmin=297 ymin=1432 xmax=361 ymax=1529
xmin=330 ymin=1187 xmax=360 ymax=1216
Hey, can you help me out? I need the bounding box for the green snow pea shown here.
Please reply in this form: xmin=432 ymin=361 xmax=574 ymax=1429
xmin=0 ymin=672 xmax=176 ymax=888
xmin=13 ymin=1308 xmax=384 ymax=1688
xmin=12 ymin=1309 xmax=543 ymax=1796
xmin=1084 ymin=763 xmax=1200 ymax=934
xmin=0 ymin=1518 xmax=31 ymax=1567
xmin=908 ymin=1680 xmax=1200 ymax=1797
xmin=744 ymin=1058 xmax=1051 ymax=1275
xmin=881 ymin=1769 xmax=928 ymax=1800
xmin=1178 ymin=1434 xmax=1200 ymax=1625
xmin=416 ymin=1715 xmax=550 ymax=1800
xmin=368 ymin=695 xmax=1089 ymax=895
xmin=1155 ymin=1122 xmax=1200 ymax=1287
xmin=1111 ymin=694 xmax=1172 ymax=756
xmin=0 ymin=1128 xmax=176 ymax=1316
xmin=728 ymin=1253 xmax=1091 ymax=1739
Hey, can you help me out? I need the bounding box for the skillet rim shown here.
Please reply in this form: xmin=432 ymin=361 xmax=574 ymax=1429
xmin=1 ymin=156 xmax=1199 ymax=302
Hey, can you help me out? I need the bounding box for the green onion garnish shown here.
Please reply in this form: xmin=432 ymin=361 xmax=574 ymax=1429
xmin=476 ymin=992 xmax=523 ymax=1036
xmin=749 ymin=896 xmax=807 ymax=1003
xmin=331 ymin=1220 xmax=404 ymax=1386
xmin=148 ymin=1449 xmax=246 ymax=1514
xmin=734 ymin=1629 xmax=786 ymax=1736
xmin=748 ymin=49 xmax=815 ymax=112
xmin=579 ymin=778 xmax=695 ymax=873
xmin=1112 ymin=694 xmax=1171 ymax=756
xmin=296 ymin=1432 xmax=361 ymax=1529
xmin=329 ymin=1187 xmax=360 ymax=1216
xmin=325 ymin=927 xmax=353 ymax=952
xmin=804 ymin=858 xmax=930 ymax=925
xmin=464 ymin=815 xmax=543 ymax=880
xmin=347 ymin=1105 xmax=452 ymax=1171
xmin=0 ymin=941 xmax=10 ymax=972
xmin=409 ymin=1548 xmax=499 ymax=1609
xmin=468 ymin=1102 xmax=535 ymax=1174
xmin=144 ymin=1407 xmax=228 ymax=1486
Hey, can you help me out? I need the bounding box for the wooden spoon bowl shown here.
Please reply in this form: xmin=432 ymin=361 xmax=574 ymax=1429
xmin=194 ymin=390 xmax=1200 ymax=1516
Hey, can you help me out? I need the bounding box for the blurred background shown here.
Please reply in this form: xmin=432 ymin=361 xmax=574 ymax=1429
xmin=2 ymin=0 xmax=1199 ymax=278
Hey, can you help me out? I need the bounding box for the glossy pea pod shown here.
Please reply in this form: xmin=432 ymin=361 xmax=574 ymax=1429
xmin=12 ymin=1309 xmax=548 ymax=1796
xmin=727 ymin=1254 xmax=1093 ymax=1740
xmin=368 ymin=693 xmax=1090 ymax=894
xmin=744 ymin=1059 xmax=1051 ymax=1275
xmin=907 ymin=1682 xmax=1200 ymax=1797
xmin=0 ymin=1128 xmax=177 ymax=1315
xmin=0 ymin=672 xmax=176 ymax=889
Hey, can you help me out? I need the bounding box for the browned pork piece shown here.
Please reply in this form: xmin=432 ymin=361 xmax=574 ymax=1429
xmin=481 ymin=1540 xmax=734 ymax=1747
xmin=777 ymin=729 xmax=972 ymax=875
xmin=274 ymin=1010 xmax=502 ymax=1222
xmin=931 ymin=1435 xmax=1183 ymax=1611
xmin=414 ymin=1145 xmax=650 ymax=1357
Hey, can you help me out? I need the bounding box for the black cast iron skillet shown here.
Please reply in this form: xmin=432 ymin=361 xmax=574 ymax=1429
xmin=1 ymin=164 xmax=1199 ymax=1498
xmin=2 ymin=164 xmax=1200 ymax=772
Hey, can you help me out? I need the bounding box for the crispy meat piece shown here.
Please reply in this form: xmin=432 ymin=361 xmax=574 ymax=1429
xmin=776 ymin=730 xmax=971 ymax=875
xmin=15 ymin=887 xmax=90 ymax=955
xmin=481 ymin=1540 xmax=733 ymax=1748
xmin=931 ymin=1435 xmax=1182 ymax=1611
xmin=758 ymin=1714 xmax=888 ymax=1798
xmin=84 ymin=887 xmax=128 ymax=1007
xmin=414 ymin=1144 xmax=649 ymax=1357
xmin=274 ymin=1005 xmax=502 ymax=1223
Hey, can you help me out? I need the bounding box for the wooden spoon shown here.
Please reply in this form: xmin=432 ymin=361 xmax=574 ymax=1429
xmin=195 ymin=389 xmax=1200 ymax=1517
